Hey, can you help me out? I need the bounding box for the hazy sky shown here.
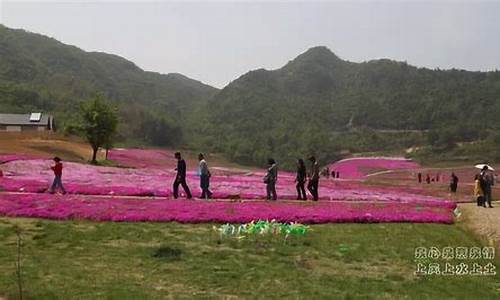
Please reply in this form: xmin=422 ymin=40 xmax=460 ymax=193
xmin=1 ymin=1 xmax=499 ymax=88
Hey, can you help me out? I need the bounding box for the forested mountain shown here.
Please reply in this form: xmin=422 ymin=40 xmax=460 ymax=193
xmin=0 ymin=24 xmax=218 ymax=145
xmin=192 ymin=46 xmax=500 ymax=168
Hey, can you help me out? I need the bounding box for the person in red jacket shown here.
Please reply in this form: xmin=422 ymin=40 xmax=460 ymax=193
xmin=49 ymin=156 xmax=66 ymax=194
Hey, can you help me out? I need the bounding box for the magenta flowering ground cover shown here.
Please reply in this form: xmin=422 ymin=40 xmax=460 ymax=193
xmin=0 ymin=157 xmax=451 ymax=206
xmin=0 ymin=150 xmax=459 ymax=224
xmin=0 ymin=153 xmax=39 ymax=164
xmin=0 ymin=193 xmax=456 ymax=224
xmin=107 ymin=148 xmax=252 ymax=176
xmin=107 ymin=148 xmax=176 ymax=169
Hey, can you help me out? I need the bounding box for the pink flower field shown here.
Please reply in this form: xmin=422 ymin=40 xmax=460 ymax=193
xmin=107 ymin=148 xmax=177 ymax=169
xmin=0 ymin=150 xmax=458 ymax=224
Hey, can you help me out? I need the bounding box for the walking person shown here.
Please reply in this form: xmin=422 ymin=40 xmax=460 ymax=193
xmin=417 ymin=172 xmax=422 ymax=183
xmin=198 ymin=153 xmax=212 ymax=199
xmin=449 ymin=172 xmax=459 ymax=193
xmin=307 ymin=156 xmax=320 ymax=201
xmin=474 ymin=174 xmax=485 ymax=207
xmin=481 ymin=166 xmax=494 ymax=208
xmin=295 ymin=159 xmax=307 ymax=200
xmin=264 ymin=158 xmax=278 ymax=200
xmin=173 ymin=152 xmax=192 ymax=199
xmin=49 ymin=156 xmax=66 ymax=194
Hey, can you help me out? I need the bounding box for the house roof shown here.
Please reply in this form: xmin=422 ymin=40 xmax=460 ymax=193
xmin=0 ymin=113 xmax=52 ymax=126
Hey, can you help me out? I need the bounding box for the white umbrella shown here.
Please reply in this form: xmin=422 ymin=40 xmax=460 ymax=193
xmin=475 ymin=164 xmax=495 ymax=171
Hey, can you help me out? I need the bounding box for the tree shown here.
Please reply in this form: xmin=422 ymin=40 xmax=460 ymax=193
xmin=80 ymin=94 xmax=118 ymax=163
xmin=103 ymin=137 xmax=113 ymax=161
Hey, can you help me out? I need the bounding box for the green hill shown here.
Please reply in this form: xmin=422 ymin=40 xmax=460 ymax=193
xmin=192 ymin=46 xmax=500 ymax=168
xmin=0 ymin=24 xmax=218 ymax=146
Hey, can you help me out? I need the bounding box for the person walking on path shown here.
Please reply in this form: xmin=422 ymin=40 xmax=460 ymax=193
xmin=173 ymin=152 xmax=192 ymax=199
xmin=264 ymin=158 xmax=278 ymax=200
xmin=481 ymin=166 xmax=494 ymax=208
xmin=474 ymin=174 xmax=485 ymax=207
xmin=417 ymin=173 xmax=422 ymax=183
xmin=198 ymin=153 xmax=212 ymax=199
xmin=295 ymin=159 xmax=307 ymax=200
xmin=307 ymin=156 xmax=320 ymax=201
xmin=49 ymin=156 xmax=66 ymax=194
xmin=450 ymin=172 xmax=459 ymax=193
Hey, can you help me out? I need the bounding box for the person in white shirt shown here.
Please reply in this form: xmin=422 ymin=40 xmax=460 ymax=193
xmin=198 ymin=153 xmax=212 ymax=199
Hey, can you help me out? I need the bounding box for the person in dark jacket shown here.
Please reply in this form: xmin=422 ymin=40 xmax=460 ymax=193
xmin=198 ymin=153 xmax=212 ymax=199
xmin=49 ymin=156 xmax=66 ymax=194
xmin=173 ymin=152 xmax=192 ymax=199
xmin=265 ymin=158 xmax=278 ymax=200
xmin=481 ymin=166 xmax=494 ymax=208
xmin=307 ymin=156 xmax=320 ymax=201
xmin=295 ymin=159 xmax=307 ymax=200
xmin=449 ymin=172 xmax=459 ymax=193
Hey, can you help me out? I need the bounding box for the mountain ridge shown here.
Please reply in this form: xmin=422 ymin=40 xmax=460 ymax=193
xmin=0 ymin=24 xmax=218 ymax=146
xmin=193 ymin=45 xmax=500 ymax=168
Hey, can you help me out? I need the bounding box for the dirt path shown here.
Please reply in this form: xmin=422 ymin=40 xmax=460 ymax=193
xmin=459 ymin=202 xmax=500 ymax=250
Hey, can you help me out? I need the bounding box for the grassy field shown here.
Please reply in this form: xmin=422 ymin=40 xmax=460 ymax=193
xmin=0 ymin=217 xmax=499 ymax=299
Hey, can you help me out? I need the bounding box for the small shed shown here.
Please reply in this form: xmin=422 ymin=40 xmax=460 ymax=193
xmin=0 ymin=112 xmax=55 ymax=132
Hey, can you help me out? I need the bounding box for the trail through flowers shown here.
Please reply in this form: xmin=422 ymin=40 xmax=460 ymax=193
xmin=329 ymin=157 xmax=420 ymax=179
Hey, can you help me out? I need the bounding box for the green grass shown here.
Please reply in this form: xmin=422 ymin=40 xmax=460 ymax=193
xmin=0 ymin=218 xmax=499 ymax=299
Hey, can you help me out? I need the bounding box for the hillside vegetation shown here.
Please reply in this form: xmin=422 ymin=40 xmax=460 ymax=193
xmin=191 ymin=46 xmax=500 ymax=168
